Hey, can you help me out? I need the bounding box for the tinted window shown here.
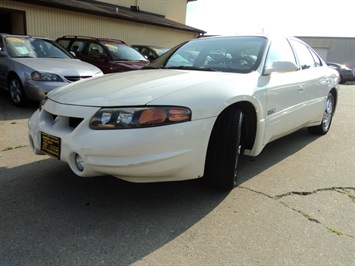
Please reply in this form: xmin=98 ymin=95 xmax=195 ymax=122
xmin=71 ymin=40 xmax=87 ymax=55
xmin=57 ymin=39 xmax=70 ymax=49
xmin=88 ymin=42 xmax=105 ymax=58
xmin=265 ymin=39 xmax=297 ymax=69
xmin=291 ymin=40 xmax=317 ymax=70
xmin=141 ymin=48 xmax=155 ymax=58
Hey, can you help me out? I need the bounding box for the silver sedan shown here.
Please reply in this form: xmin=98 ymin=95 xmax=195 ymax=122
xmin=0 ymin=33 xmax=103 ymax=107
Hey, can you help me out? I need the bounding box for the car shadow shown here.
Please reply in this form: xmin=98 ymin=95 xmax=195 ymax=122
xmin=0 ymin=157 xmax=228 ymax=265
xmin=0 ymin=90 xmax=38 ymax=121
xmin=0 ymin=127 xmax=320 ymax=265
xmin=237 ymin=128 xmax=319 ymax=185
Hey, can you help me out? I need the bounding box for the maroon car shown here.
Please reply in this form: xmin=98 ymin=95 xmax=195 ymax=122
xmin=57 ymin=36 xmax=149 ymax=74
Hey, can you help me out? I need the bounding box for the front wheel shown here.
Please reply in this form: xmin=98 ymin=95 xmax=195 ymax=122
xmin=308 ymin=93 xmax=335 ymax=135
xmin=8 ymin=76 xmax=28 ymax=107
xmin=204 ymin=106 xmax=244 ymax=190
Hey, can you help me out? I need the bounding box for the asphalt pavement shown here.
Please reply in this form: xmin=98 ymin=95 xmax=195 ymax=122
xmin=0 ymin=85 xmax=354 ymax=266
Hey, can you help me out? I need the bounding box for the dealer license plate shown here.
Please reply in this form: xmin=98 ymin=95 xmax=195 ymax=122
xmin=41 ymin=132 xmax=61 ymax=159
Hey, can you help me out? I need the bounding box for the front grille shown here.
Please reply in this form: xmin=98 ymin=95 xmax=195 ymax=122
xmin=64 ymin=76 xmax=92 ymax=82
xmin=49 ymin=113 xmax=84 ymax=129
xmin=69 ymin=117 xmax=84 ymax=128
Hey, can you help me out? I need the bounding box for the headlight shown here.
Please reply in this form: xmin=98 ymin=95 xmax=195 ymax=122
xmin=90 ymin=106 xmax=191 ymax=129
xmin=31 ymin=71 xmax=63 ymax=82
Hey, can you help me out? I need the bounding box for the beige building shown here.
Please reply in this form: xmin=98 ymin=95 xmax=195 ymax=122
xmin=0 ymin=0 xmax=205 ymax=48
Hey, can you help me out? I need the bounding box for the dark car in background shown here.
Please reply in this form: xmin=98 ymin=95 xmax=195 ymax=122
xmin=0 ymin=33 xmax=103 ymax=106
xmin=326 ymin=62 xmax=354 ymax=84
xmin=57 ymin=36 xmax=149 ymax=74
xmin=132 ymin=45 xmax=169 ymax=62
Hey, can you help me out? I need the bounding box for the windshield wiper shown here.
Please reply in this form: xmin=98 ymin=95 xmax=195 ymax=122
xmin=15 ymin=55 xmax=34 ymax=58
xmin=141 ymin=65 xmax=163 ymax=70
xmin=164 ymin=66 xmax=217 ymax=71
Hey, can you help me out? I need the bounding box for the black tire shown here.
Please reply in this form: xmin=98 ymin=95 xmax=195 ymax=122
xmin=8 ymin=75 xmax=28 ymax=107
xmin=308 ymin=93 xmax=335 ymax=135
xmin=204 ymin=106 xmax=244 ymax=190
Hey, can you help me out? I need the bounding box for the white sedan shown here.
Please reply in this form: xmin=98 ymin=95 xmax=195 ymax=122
xmin=28 ymin=35 xmax=339 ymax=190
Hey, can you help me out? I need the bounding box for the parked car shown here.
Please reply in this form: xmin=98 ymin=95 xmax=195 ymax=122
xmin=326 ymin=62 xmax=354 ymax=84
xmin=0 ymin=33 xmax=103 ymax=106
xmin=29 ymin=35 xmax=339 ymax=190
xmin=56 ymin=36 xmax=149 ymax=74
xmin=132 ymin=45 xmax=169 ymax=62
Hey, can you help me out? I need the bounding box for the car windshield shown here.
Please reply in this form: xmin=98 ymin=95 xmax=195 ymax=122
xmin=5 ymin=37 xmax=73 ymax=59
xmin=104 ymin=43 xmax=147 ymax=61
xmin=152 ymin=36 xmax=267 ymax=73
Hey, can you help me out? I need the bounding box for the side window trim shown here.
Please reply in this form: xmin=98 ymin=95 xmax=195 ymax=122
xmin=290 ymin=40 xmax=317 ymax=70
xmin=263 ymin=38 xmax=299 ymax=74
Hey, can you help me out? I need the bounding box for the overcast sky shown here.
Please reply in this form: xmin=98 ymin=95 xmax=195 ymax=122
xmin=186 ymin=0 xmax=355 ymax=37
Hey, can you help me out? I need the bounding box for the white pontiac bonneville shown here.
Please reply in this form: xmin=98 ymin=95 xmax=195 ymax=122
xmin=28 ymin=35 xmax=339 ymax=190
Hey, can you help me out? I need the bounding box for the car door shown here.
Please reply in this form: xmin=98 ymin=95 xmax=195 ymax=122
xmin=82 ymin=42 xmax=110 ymax=73
xmin=263 ymin=38 xmax=307 ymax=143
xmin=290 ymin=40 xmax=330 ymax=123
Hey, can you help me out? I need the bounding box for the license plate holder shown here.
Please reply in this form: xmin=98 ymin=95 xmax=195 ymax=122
xmin=41 ymin=132 xmax=61 ymax=159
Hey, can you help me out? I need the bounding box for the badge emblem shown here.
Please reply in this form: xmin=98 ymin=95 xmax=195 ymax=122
xmin=52 ymin=116 xmax=60 ymax=128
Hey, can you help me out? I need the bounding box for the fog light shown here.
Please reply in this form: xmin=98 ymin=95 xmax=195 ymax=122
xmin=75 ymin=154 xmax=84 ymax=171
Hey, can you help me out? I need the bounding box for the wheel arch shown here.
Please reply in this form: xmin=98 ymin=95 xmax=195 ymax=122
xmin=330 ymin=87 xmax=338 ymax=111
xmin=224 ymin=101 xmax=257 ymax=152
xmin=7 ymin=71 xmax=27 ymax=97
xmin=7 ymin=71 xmax=21 ymax=85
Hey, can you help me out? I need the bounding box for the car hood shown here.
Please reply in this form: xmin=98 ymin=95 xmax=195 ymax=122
xmin=48 ymin=69 xmax=253 ymax=106
xmin=14 ymin=58 xmax=102 ymax=75
xmin=111 ymin=60 xmax=149 ymax=70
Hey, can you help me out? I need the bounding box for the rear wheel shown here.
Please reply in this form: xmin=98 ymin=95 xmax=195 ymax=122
xmin=308 ymin=93 xmax=335 ymax=135
xmin=204 ymin=106 xmax=244 ymax=190
xmin=9 ymin=75 xmax=28 ymax=107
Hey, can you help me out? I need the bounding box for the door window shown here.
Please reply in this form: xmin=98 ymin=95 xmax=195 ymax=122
xmin=265 ymin=39 xmax=297 ymax=69
xmin=309 ymin=49 xmax=322 ymax=67
xmin=88 ymin=43 xmax=105 ymax=59
xmin=68 ymin=40 xmax=87 ymax=56
xmin=291 ymin=40 xmax=317 ymax=70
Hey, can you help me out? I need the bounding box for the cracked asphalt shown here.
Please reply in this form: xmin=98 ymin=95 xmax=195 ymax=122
xmin=0 ymin=85 xmax=354 ymax=265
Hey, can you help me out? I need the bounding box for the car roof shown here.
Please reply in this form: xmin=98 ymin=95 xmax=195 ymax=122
xmin=196 ymin=34 xmax=299 ymax=41
xmin=0 ymin=33 xmax=52 ymax=40
xmin=57 ymin=35 xmax=126 ymax=44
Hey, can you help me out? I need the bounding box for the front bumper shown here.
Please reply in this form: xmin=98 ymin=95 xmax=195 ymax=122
xmin=23 ymin=80 xmax=67 ymax=101
xmin=28 ymin=101 xmax=215 ymax=183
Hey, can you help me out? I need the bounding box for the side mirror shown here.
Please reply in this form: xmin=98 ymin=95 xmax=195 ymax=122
xmin=263 ymin=61 xmax=298 ymax=75
xmin=70 ymin=51 xmax=76 ymax=57
xmin=0 ymin=47 xmax=7 ymax=56
xmin=98 ymin=54 xmax=108 ymax=62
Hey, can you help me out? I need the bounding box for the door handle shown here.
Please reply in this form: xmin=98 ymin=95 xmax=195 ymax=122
xmin=298 ymin=86 xmax=305 ymax=92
